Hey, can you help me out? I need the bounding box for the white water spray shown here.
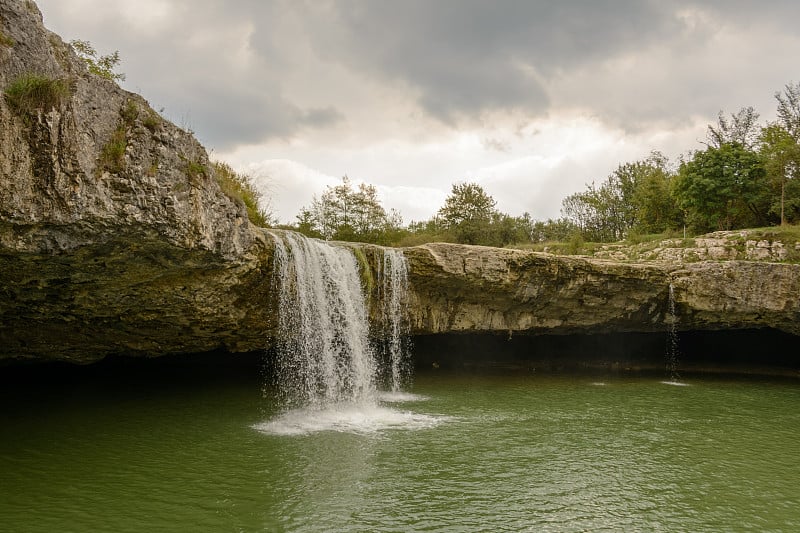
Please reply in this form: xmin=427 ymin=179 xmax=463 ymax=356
xmin=381 ymin=248 xmax=410 ymax=392
xmin=271 ymin=232 xmax=376 ymax=407
xmin=260 ymin=232 xmax=446 ymax=435
xmin=259 ymin=232 xmax=439 ymax=435
xmin=665 ymin=283 xmax=681 ymax=383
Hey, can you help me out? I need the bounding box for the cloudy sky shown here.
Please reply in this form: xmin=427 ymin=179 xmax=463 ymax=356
xmin=35 ymin=0 xmax=800 ymax=224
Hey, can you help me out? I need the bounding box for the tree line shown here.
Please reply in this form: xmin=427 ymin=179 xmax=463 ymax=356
xmin=560 ymin=83 xmax=800 ymax=241
xmin=280 ymin=82 xmax=800 ymax=246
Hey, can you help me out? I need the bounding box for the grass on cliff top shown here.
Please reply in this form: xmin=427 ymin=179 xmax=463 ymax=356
xmin=211 ymin=161 xmax=273 ymax=227
xmin=738 ymin=225 xmax=800 ymax=244
xmin=508 ymin=224 xmax=800 ymax=262
xmin=3 ymin=73 xmax=71 ymax=116
xmin=510 ymin=234 xmax=603 ymax=256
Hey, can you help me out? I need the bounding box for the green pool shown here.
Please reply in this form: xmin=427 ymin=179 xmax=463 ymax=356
xmin=1 ymin=361 xmax=798 ymax=532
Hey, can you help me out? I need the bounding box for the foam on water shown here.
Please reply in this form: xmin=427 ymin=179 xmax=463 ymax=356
xmin=660 ymin=380 xmax=690 ymax=387
xmin=377 ymin=391 xmax=429 ymax=403
xmin=253 ymin=403 xmax=446 ymax=436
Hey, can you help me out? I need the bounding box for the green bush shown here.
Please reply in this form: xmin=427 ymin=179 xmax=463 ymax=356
xmin=211 ymin=161 xmax=272 ymax=227
xmin=70 ymin=39 xmax=125 ymax=82
xmin=3 ymin=73 xmax=71 ymax=116
xmin=566 ymin=232 xmax=586 ymax=255
xmin=142 ymin=112 xmax=160 ymax=132
xmin=99 ymin=126 xmax=127 ymax=173
xmin=185 ymin=160 xmax=207 ymax=183
xmin=120 ymin=100 xmax=138 ymax=124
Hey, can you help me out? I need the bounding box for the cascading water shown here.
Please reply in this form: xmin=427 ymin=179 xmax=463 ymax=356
xmin=380 ymin=248 xmax=410 ymax=393
xmin=271 ymin=231 xmax=376 ymax=407
xmin=665 ymin=283 xmax=682 ymax=383
xmin=258 ymin=232 xmax=441 ymax=435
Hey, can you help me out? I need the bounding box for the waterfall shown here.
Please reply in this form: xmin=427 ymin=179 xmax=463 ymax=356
xmin=258 ymin=232 xmax=450 ymax=434
xmin=269 ymin=231 xmax=413 ymax=409
xmin=381 ymin=248 xmax=410 ymax=392
xmin=271 ymin=232 xmax=376 ymax=407
xmin=665 ymin=283 xmax=680 ymax=381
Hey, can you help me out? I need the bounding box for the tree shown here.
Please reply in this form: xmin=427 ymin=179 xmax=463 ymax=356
xmin=775 ymin=82 xmax=800 ymax=141
xmin=296 ymin=176 xmax=402 ymax=244
xmin=561 ymin=189 xmax=598 ymax=239
xmin=561 ymin=152 xmax=681 ymax=241
xmin=295 ymin=207 xmax=323 ymax=238
xmin=630 ymin=152 xmax=683 ymax=233
xmin=763 ymin=83 xmax=800 ymax=225
xmin=561 ymin=182 xmax=626 ymax=242
xmin=70 ymin=40 xmax=126 ymax=82
xmin=759 ymin=124 xmax=800 ymax=225
xmin=491 ymin=212 xmax=530 ymax=247
xmin=527 ymin=217 xmax=580 ymax=243
xmin=707 ymin=107 xmax=761 ymax=149
xmin=673 ymin=143 xmax=770 ymax=232
xmin=437 ymin=182 xmax=498 ymax=245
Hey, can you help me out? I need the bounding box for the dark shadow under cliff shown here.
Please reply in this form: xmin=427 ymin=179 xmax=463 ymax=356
xmin=411 ymin=329 xmax=800 ymax=378
xmin=1 ymin=329 xmax=797 ymax=391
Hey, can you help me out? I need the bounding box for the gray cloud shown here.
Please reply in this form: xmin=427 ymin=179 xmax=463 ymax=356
xmin=36 ymin=0 xmax=343 ymax=149
xmin=36 ymin=0 xmax=800 ymax=149
xmin=294 ymin=1 xmax=682 ymax=122
xmin=299 ymin=106 xmax=345 ymax=128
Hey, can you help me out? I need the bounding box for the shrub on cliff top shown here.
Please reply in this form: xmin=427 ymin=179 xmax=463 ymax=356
xmin=211 ymin=161 xmax=273 ymax=227
xmin=3 ymin=73 xmax=71 ymax=116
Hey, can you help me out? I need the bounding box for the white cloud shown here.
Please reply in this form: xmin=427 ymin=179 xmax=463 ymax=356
xmin=228 ymin=114 xmax=707 ymax=223
xmin=241 ymin=159 xmax=337 ymax=224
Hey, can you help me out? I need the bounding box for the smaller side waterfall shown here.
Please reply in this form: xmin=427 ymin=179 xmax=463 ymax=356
xmin=380 ymin=248 xmax=411 ymax=392
xmin=665 ymin=283 xmax=681 ymax=381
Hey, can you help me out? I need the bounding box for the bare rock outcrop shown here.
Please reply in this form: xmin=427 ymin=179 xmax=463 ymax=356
xmin=403 ymin=244 xmax=800 ymax=337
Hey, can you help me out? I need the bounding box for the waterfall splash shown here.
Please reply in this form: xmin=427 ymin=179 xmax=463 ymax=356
xmin=256 ymin=232 xmax=441 ymax=435
xmin=380 ymin=248 xmax=410 ymax=394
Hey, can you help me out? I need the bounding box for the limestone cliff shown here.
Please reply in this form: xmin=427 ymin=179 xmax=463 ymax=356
xmin=0 ymin=0 xmax=275 ymax=362
xmin=402 ymin=244 xmax=800 ymax=337
xmin=1 ymin=1 xmax=799 ymax=364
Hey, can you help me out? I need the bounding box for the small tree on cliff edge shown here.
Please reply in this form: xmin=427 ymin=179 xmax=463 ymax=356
xmin=70 ymin=40 xmax=125 ymax=82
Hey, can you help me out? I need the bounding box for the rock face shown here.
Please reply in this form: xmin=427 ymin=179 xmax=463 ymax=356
xmin=1 ymin=1 xmax=799 ymax=364
xmin=404 ymin=244 xmax=668 ymax=334
xmin=402 ymin=244 xmax=800 ymax=337
xmin=0 ymin=0 xmax=275 ymax=362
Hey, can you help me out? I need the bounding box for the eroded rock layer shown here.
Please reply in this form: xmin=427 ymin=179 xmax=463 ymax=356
xmin=402 ymin=244 xmax=800 ymax=337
